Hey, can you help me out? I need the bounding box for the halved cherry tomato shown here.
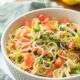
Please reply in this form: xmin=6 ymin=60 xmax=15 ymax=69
xmin=68 ymin=42 xmax=75 ymax=49
xmin=61 ymin=18 xmax=69 ymax=24
xmin=24 ymin=20 xmax=31 ymax=27
xmin=54 ymin=58 xmax=64 ymax=68
xmin=25 ymin=54 xmax=35 ymax=67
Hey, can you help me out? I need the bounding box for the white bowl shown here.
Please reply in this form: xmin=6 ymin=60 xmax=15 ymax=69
xmin=1 ymin=8 xmax=80 ymax=80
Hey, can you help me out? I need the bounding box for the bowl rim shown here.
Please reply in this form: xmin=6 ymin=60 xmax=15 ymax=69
xmin=1 ymin=8 xmax=80 ymax=80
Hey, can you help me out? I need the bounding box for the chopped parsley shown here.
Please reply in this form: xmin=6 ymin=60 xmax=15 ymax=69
xmin=76 ymin=66 xmax=80 ymax=74
xmin=33 ymin=27 xmax=40 ymax=32
xmin=67 ymin=22 xmax=73 ymax=27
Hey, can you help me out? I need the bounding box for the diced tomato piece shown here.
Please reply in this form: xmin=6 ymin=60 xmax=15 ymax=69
xmin=70 ymin=25 xmax=77 ymax=30
xmin=44 ymin=49 xmax=48 ymax=56
xmin=19 ymin=38 xmax=29 ymax=43
xmin=43 ymin=17 xmax=49 ymax=23
xmin=23 ymin=45 xmax=29 ymax=49
xmin=58 ymin=50 xmax=67 ymax=60
xmin=45 ymin=21 xmax=55 ymax=30
xmin=58 ymin=49 xmax=67 ymax=57
xmin=68 ymin=42 xmax=75 ymax=49
xmin=46 ymin=71 xmax=53 ymax=77
xmin=58 ymin=49 xmax=63 ymax=55
xmin=14 ymin=38 xmax=29 ymax=49
xmin=36 ymin=48 xmax=47 ymax=56
xmin=37 ymin=14 xmax=50 ymax=23
xmin=20 ymin=31 xmax=28 ymax=38
xmin=61 ymin=18 xmax=69 ymax=24
xmin=13 ymin=40 xmax=20 ymax=49
xmin=24 ymin=20 xmax=31 ymax=27
xmin=25 ymin=54 xmax=35 ymax=67
xmin=54 ymin=58 xmax=64 ymax=68
xmin=45 ymin=21 xmax=51 ymax=27
xmin=36 ymin=47 xmax=42 ymax=55
xmin=46 ymin=69 xmax=55 ymax=78
xmin=37 ymin=13 xmax=46 ymax=21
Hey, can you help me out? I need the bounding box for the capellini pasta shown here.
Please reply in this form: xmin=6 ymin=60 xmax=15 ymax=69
xmin=6 ymin=14 xmax=80 ymax=78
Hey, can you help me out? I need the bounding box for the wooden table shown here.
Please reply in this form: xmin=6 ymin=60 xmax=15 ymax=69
xmin=51 ymin=0 xmax=80 ymax=11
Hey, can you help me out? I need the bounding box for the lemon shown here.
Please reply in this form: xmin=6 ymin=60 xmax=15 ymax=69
xmin=62 ymin=0 xmax=80 ymax=5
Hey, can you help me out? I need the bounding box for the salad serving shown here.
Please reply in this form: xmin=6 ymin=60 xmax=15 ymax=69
xmin=6 ymin=14 xmax=80 ymax=78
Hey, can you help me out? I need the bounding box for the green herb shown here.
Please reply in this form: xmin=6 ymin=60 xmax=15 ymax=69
xmin=34 ymin=36 xmax=38 ymax=41
xmin=33 ymin=27 xmax=40 ymax=32
xmin=34 ymin=34 xmax=39 ymax=41
xmin=67 ymin=22 xmax=73 ymax=27
xmin=76 ymin=66 xmax=80 ymax=74
xmin=60 ymin=27 xmax=66 ymax=31
xmin=59 ymin=24 xmax=66 ymax=31
xmin=41 ymin=39 xmax=49 ymax=44
xmin=18 ymin=56 xmax=23 ymax=63
xmin=60 ymin=42 xmax=67 ymax=48
xmin=43 ymin=33 xmax=50 ymax=38
xmin=78 ymin=33 xmax=80 ymax=37
xmin=50 ymin=38 xmax=60 ymax=43
xmin=44 ymin=63 xmax=50 ymax=67
xmin=37 ymin=58 xmax=41 ymax=64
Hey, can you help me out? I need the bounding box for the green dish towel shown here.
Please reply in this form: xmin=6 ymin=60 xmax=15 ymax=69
xmin=0 ymin=1 xmax=62 ymax=80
